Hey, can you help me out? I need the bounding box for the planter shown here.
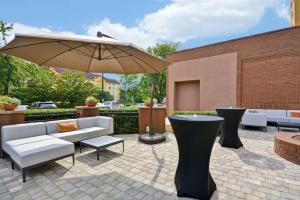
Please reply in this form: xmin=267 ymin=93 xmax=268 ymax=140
xmin=1 ymin=103 xmax=17 ymax=111
xmin=85 ymin=101 xmax=97 ymax=107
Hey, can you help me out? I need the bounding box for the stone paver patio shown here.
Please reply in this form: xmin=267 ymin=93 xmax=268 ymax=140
xmin=0 ymin=127 xmax=299 ymax=200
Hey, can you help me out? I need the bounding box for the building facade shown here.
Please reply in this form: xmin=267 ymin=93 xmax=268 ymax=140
xmin=291 ymin=0 xmax=300 ymax=26
xmin=166 ymin=26 xmax=300 ymax=115
xmin=105 ymin=78 xmax=120 ymax=102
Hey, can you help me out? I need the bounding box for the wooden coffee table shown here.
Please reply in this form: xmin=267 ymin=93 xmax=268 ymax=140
xmin=80 ymin=136 xmax=124 ymax=160
xmin=277 ymin=122 xmax=300 ymax=131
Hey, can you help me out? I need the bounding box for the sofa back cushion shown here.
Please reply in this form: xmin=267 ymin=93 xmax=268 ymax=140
xmin=2 ymin=122 xmax=46 ymax=142
xmin=46 ymin=119 xmax=78 ymax=134
xmin=77 ymin=117 xmax=98 ymax=129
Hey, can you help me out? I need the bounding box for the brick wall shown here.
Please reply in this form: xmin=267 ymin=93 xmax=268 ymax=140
xmin=167 ymin=26 xmax=300 ymax=110
xmin=274 ymin=133 xmax=300 ymax=165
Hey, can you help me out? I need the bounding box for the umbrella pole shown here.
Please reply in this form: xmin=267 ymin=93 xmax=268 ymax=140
xmin=138 ymin=83 xmax=166 ymax=144
xmin=101 ymin=73 xmax=104 ymax=102
xmin=149 ymin=83 xmax=154 ymax=136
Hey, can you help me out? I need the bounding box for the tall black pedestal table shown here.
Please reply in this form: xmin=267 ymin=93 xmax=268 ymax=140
xmin=168 ymin=115 xmax=224 ymax=200
xmin=216 ymin=108 xmax=246 ymax=149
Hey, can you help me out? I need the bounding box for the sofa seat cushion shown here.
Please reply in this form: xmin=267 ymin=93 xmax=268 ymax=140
xmin=288 ymin=117 xmax=300 ymax=124
xmin=8 ymin=138 xmax=74 ymax=168
xmin=81 ymin=127 xmax=107 ymax=138
xmin=50 ymin=129 xmax=90 ymax=142
xmin=3 ymin=135 xmax=53 ymax=155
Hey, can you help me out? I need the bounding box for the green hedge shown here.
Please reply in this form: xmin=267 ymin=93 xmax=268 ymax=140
xmin=98 ymin=110 xmax=138 ymax=134
xmin=25 ymin=108 xmax=75 ymax=115
xmin=172 ymin=111 xmax=217 ymax=116
xmin=25 ymin=109 xmax=77 ymax=123
xmin=25 ymin=108 xmax=138 ymax=134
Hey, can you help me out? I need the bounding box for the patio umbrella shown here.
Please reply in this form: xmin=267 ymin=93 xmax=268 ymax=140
xmin=0 ymin=32 xmax=167 ymax=144
xmin=0 ymin=33 xmax=165 ymax=74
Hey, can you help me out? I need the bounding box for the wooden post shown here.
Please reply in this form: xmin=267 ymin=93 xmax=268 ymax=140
xmin=138 ymin=107 xmax=166 ymax=134
xmin=75 ymin=106 xmax=99 ymax=118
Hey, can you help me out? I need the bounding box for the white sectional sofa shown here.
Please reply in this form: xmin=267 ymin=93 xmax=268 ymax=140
xmin=46 ymin=116 xmax=113 ymax=142
xmin=1 ymin=116 xmax=114 ymax=182
xmin=241 ymin=110 xmax=267 ymax=131
xmin=241 ymin=109 xmax=300 ymax=131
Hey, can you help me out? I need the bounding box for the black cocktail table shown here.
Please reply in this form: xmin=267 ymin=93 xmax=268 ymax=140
xmin=277 ymin=122 xmax=300 ymax=131
xmin=216 ymin=108 xmax=246 ymax=149
xmin=80 ymin=136 xmax=124 ymax=160
xmin=168 ymin=115 xmax=223 ymax=200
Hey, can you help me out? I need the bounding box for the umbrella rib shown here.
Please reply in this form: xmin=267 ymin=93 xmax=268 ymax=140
xmin=111 ymin=45 xmax=159 ymax=72
xmin=100 ymin=47 xmax=132 ymax=60
xmin=101 ymin=55 xmax=132 ymax=60
xmin=87 ymin=44 xmax=98 ymax=73
xmin=39 ymin=43 xmax=90 ymax=65
xmin=103 ymin=45 xmax=128 ymax=74
xmin=58 ymin=41 xmax=93 ymax=58
xmin=0 ymin=41 xmax=60 ymax=51
xmin=130 ymin=56 xmax=147 ymax=73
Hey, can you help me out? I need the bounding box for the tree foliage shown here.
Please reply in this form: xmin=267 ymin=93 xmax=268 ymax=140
xmin=0 ymin=20 xmax=14 ymax=95
xmin=97 ymin=89 xmax=114 ymax=102
xmin=120 ymin=75 xmax=143 ymax=104
xmin=54 ymin=71 xmax=97 ymax=106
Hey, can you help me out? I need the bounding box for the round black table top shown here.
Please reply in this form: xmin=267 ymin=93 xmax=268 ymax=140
xmin=169 ymin=115 xmax=224 ymax=122
xmin=216 ymin=107 xmax=246 ymax=111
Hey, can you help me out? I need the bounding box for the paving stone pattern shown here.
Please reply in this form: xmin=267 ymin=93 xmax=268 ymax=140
xmin=0 ymin=127 xmax=299 ymax=199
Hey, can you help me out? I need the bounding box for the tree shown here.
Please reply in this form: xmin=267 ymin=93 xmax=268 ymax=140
xmin=144 ymin=43 xmax=178 ymax=103
xmin=0 ymin=20 xmax=14 ymax=95
xmin=55 ymin=71 xmax=97 ymax=106
xmin=96 ymin=89 xmax=113 ymax=102
xmin=10 ymin=58 xmax=56 ymax=104
xmin=119 ymin=74 xmax=143 ymax=104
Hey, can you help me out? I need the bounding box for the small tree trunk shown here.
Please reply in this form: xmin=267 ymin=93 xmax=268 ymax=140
xmin=3 ymin=57 xmax=12 ymax=95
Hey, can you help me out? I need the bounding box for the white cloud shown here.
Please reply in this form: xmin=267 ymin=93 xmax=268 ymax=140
xmin=86 ymin=18 xmax=158 ymax=48
xmin=87 ymin=0 xmax=290 ymax=48
xmin=4 ymin=22 xmax=75 ymax=44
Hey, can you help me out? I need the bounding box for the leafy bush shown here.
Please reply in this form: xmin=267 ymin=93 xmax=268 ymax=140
xmin=85 ymin=96 xmax=99 ymax=103
xmin=0 ymin=96 xmax=21 ymax=105
xmin=172 ymin=111 xmax=217 ymax=116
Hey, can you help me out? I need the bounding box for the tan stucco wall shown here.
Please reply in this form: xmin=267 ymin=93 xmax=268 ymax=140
xmin=167 ymin=52 xmax=237 ymax=115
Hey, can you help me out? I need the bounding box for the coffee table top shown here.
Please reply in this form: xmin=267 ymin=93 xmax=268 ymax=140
xmin=80 ymin=136 xmax=123 ymax=148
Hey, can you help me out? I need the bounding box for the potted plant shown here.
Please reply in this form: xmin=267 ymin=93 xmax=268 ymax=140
xmin=144 ymin=97 xmax=152 ymax=107
xmin=0 ymin=96 xmax=21 ymax=111
xmin=85 ymin=96 xmax=99 ymax=107
xmin=144 ymin=97 xmax=157 ymax=107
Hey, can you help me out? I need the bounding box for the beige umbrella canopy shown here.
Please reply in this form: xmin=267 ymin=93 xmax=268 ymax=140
xmin=0 ymin=33 xmax=165 ymax=74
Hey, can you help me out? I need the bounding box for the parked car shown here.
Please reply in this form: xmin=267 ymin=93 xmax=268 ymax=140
xmin=103 ymin=101 xmax=120 ymax=109
xmin=31 ymin=102 xmax=57 ymax=109
xmin=16 ymin=105 xmax=29 ymax=110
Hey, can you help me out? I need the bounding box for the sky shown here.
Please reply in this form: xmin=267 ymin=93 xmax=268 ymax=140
xmin=0 ymin=0 xmax=291 ymax=80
